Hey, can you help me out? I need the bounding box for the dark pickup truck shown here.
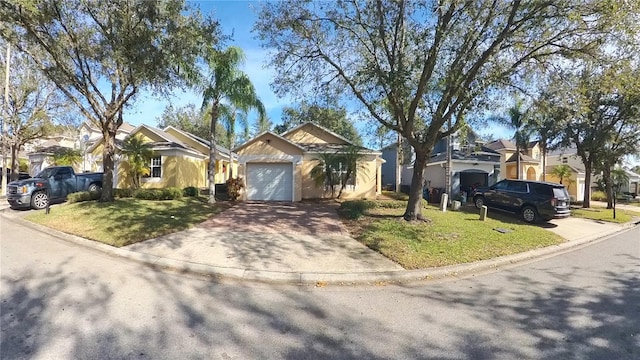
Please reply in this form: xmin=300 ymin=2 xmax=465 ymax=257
xmin=6 ymin=166 xmax=103 ymax=210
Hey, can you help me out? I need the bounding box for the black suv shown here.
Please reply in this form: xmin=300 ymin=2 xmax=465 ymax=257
xmin=473 ymin=179 xmax=571 ymax=223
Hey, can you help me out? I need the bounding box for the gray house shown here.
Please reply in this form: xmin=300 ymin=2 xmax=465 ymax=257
xmin=381 ymin=131 xmax=501 ymax=199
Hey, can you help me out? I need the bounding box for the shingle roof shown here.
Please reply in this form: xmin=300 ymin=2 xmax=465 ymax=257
xmin=428 ymin=149 xmax=501 ymax=164
xmin=485 ymin=139 xmax=517 ymax=151
xmin=505 ymin=153 xmax=539 ymax=163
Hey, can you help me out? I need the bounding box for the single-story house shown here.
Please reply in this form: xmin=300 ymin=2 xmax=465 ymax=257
xmin=87 ymin=124 xmax=234 ymax=189
xmin=545 ymin=164 xmax=585 ymax=202
xmin=233 ymin=122 xmax=383 ymax=201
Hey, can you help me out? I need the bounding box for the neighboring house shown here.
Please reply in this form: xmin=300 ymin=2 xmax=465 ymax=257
xmin=545 ymin=146 xmax=591 ymax=201
xmin=26 ymin=128 xmax=81 ymax=175
xmin=485 ymin=139 xmax=545 ymax=181
xmin=620 ymin=169 xmax=640 ymax=195
xmin=381 ymin=130 xmax=501 ymax=197
xmin=87 ymin=124 xmax=233 ymax=189
xmin=78 ymin=121 xmax=135 ymax=172
xmin=234 ymin=122 xmax=383 ymax=201
xmin=545 ymin=164 xmax=585 ymax=202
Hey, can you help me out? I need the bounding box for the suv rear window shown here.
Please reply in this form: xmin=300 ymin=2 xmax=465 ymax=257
xmin=553 ymin=187 xmax=570 ymax=199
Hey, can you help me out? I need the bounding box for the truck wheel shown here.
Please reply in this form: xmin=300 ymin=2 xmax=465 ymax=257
xmin=31 ymin=191 xmax=49 ymax=210
xmin=522 ymin=206 xmax=538 ymax=223
xmin=88 ymin=183 xmax=101 ymax=192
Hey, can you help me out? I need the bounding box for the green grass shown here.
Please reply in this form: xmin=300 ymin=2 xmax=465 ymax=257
xmin=571 ymin=207 xmax=640 ymax=224
xmin=380 ymin=191 xmax=410 ymax=201
xmin=24 ymin=197 xmax=223 ymax=247
xmin=343 ymin=202 xmax=563 ymax=269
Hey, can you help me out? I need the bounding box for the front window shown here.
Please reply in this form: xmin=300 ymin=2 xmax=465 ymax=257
xmin=34 ymin=168 xmax=57 ymax=179
xmin=150 ymin=156 xmax=162 ymax=178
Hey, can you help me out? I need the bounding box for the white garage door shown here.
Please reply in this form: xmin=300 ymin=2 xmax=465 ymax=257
xmin=246 ymin=163 xmax=293 ymax=201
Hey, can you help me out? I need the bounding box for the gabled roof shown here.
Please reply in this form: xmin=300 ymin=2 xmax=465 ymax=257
xmin=233 ymin=130 xmax=307 ymax=152
xmin=505 ymin=153 xmax=539 ymax=163
xmin=162 ymin=125 xmax=230 ymax=154
xmin=486 ymin=139 xmax=517 ymax=151
xmin=86 ymin=124 xmax=223 ymax=159
xmin=548 ymin=146 xmax=578 ymax=156
xmin=281 ymin=122 xmax=356 ymax=146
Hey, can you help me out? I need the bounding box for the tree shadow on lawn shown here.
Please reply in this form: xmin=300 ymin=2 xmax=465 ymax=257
xmin=74 ymin=198 xmax=229 ymax=246
xmin=456 ymin=204 xmax=558 ymax=229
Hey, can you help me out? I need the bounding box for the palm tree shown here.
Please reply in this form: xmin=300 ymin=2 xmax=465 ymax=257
xmin=51 ymin=147 xmax=82 ymax=167
xmin=336 ymin=145 xmax=368 ymax=199
xmin=499 ymin=101 xmax=531 ymax=180
xmin=551 ymin=164 xmax=573 ymax=185
xmin=219 ymin=87 xmax=265 ymax=180
xmin=201 ymin=46 xmax=262 ymax=204
xmin=121 ymin=135 xmax=153 ymax=189
xmin=310 ymin=152 xmax=341 ymax=198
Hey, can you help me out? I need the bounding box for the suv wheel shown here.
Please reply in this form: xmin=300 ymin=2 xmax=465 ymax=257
xmin=31 ymin=191 xmax=49 ymax=210
xmin=522 ymin=205 xmax=538 ymax=223
xmin=474 ymin=196 xmax=485 ymax=209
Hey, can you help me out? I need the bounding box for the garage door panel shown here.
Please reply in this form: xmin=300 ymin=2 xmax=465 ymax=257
xmin=247 ymin=163 xmax=293 ymax=201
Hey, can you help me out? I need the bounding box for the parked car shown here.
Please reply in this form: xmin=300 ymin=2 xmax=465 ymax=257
xmin=472 ymin=179 xmax=571 ymax=223
xmin=6 ymin=166 xmax=103 ymax=210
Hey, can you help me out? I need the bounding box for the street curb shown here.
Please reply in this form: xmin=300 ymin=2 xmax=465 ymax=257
xmin=3 ymin=212 xmax=638 ymax=285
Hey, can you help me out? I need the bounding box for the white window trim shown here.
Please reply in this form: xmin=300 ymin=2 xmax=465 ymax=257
xmin=146 ymin=156 xmax=162 ymax=179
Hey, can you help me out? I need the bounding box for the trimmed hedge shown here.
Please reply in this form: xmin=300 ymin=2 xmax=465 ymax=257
xmin=134 ymin=187 xmax=183 ymax=200
xmin=68 ymin=190 xmax=102 ymax=203
xmin=115 ymin=188 xmax=136 ymax=198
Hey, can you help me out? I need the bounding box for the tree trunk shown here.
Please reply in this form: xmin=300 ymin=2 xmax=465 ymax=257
xmin=208 ymin=102 xmax=219 ymax=204
xmin=10 ymin=143 xmax=19 ymax=182
xmin=403 ymin=150 xmax=428 ymax=221
xmin=541 ymin=143 xmax=547 ymax=182
xmin=516 ymin=145 xmax=521 ymax=180
xmin=395 ymin=135 xmax=402 ymax=192
xmin=583 ymin=163 xmax=592 ymax=208
xmin=100 ymin=125 xmax=117 ymax=202
xmin=604 ymin=166 xmax=613 ymax=209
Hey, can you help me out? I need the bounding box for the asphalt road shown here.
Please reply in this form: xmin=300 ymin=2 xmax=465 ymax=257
xmin=1 ymin=217 xmax=638 ymax=359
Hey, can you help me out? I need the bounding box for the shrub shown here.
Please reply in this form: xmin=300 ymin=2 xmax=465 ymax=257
xmin=183 ymin=186 xmax=198 ymax=197
xmin=226 ymin=177 xmax=245 ymax=201
xmin=67 ymin=190 xmax=101 ymax=203
xmin=115 ymin=188 xmax=136 ymax=198
xmin=591 ymin=191 xmax=607 ymax=201
xmin=134 ymin=187 xmax=183 ymax=200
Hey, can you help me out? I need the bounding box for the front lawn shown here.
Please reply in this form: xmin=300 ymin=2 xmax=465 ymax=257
xmin=571 ymin=207 xmax=640 ymax=224
xmin=340 ymin=200 xmax=563 ymax=269
xmin=24 ymin=197 xmax=224 ymax=247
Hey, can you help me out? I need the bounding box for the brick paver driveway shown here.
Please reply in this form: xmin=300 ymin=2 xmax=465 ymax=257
xmin=199 ymin=201 xmax=347 ymax=236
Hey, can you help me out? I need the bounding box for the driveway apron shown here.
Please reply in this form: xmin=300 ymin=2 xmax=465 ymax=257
xmin=126 ymin=202 xmax=403 ymax=273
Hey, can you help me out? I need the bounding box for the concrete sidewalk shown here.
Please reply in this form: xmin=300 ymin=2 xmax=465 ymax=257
xmin=2 ymin=206 xmax=638 ymax=285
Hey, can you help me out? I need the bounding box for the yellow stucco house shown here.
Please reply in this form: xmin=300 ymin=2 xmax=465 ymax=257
xmin=486 ymin=139 xmax=544 ymax=181
xmin=233 ymin=122 xmax=384 ymax=201
xmin=87 ymin=124 xmax=235 ymax=189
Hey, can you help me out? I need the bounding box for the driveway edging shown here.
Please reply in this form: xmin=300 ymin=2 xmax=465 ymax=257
xmin=4 ymin=212 xmax=638 ymax=285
